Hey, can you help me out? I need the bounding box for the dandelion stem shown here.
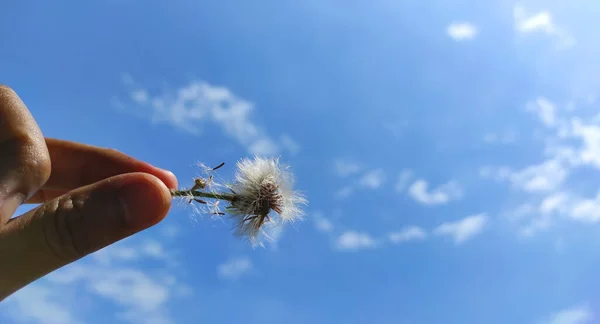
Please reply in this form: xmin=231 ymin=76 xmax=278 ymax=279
xmin=170 ymin=189 xmax=236 ymax=202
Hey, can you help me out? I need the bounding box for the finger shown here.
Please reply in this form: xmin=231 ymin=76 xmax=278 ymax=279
xmin=24 ymin=138 xmax=178 ymax=204
xmin=0 ymin=85 xmax=51 ymax=224
xmin=0 ymin=172 xmax=171 ymax=300
xmin=26 ymin=189 xmax=67 ymax=204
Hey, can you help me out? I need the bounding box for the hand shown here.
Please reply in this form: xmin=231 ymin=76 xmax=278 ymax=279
xmin=0 ymin=85 xmax=178 ymax=300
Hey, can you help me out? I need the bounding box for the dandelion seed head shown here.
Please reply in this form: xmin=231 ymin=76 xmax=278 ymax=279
xmin=227 ymin=156 xmax=307 ymax=243
xmin=174 ymin=157 xmax=307 ymax=246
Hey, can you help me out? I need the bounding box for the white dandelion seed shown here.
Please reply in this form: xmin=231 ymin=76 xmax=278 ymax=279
xmin=228 ymin=157 xmax=307 ymax=242
xmin=171 ymin=156 xmax=307 ymax=245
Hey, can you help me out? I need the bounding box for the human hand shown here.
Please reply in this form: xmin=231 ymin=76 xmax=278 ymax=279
xmin=0 ymin=85 xmax=177 ymax=300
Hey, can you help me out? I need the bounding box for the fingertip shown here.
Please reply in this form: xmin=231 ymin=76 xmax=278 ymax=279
xmin=155 ymin=168 xmax=179 ymax=190
xmin=140 ymin=162 xmax=178 ymax=189
xmin=118 ymin=173 xmax=173 ymax=230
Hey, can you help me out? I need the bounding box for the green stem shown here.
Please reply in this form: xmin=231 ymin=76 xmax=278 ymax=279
xmin=170 ymin=189 xmax=236 ymax=202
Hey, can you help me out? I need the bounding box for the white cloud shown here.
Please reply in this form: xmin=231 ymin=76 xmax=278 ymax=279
xmin=512 ymin=189 xmax=600 ymax=236
xmin=141 ymin=240 xmax=168 ymax=260
xmin=159 ymin=224 xmax=181 ymax=239
xmin=121 ymin=73 xmax=134 ymax=86
xmin=505 ymin=203 xmax=536 ymax=222
xmin=484 ymin=159 xmax=568 ymax=193
xmin=545 ymin=304 xmax=593 ymax=324
xmin=408 ymin=179 xmax=463 ymax=205
xmin=92 ymin=240 xmax=171 ymax=266
xmin=333 ymin=159 xmax=362 ymax=177
xmin=395 ymin=169 xmax=413 ymax=192
xmin=527 ymin=97 xmax=557 ymax=127
xmin=93 ymin=245 xmax=139 ymax=266
xmin=504 ymin=196 xmax=562 ymax=237
xmin=131 ymin=89 xmax=149 ymax=104
xmin=334 ymin=186 xmax=354 ymax=199
xmin=359 ymin=169 xmax=386 ymax=189
xmin=482 ymin=131 xmax=517 ymax=144
xmin=479 ymin=100 xmax=597 ymax=228
xmin=510 ymin=159 xmax=568 ymax=192
xmin=447 ymin=22 xmax=478 ymax=41
xmin=217 ymin=257 xmax=253 ymax=280
xmin=540 ymin=192 xmax=570 ymax=215
xmin=334 ymin=167 xmax=385 ymax=199
xmin=120 ymin=78 xmax=293 ymax=156
xmin=389 ymin=226 xmax=427 ymax=243
xmin=247 ymin=137 xmax=279 ymax=156
xmin=335 ymin=231 xmax=376 ymax=251
xmin=280 ymin=134 xmax=301 ymax=155
xmin=519 ymin=216 xmax=551 ymax=238
xmin=569 ymin=193 xmax=600 ymax=223
xmin=89 ymin=268 xmax=170 ymax=313
xmin=514 ymin=7 xmax=555 ymax=34
xmin=434 ymin=214 xmax=487 ymax=244
xmin=514 ymin=189 xmax=600 ymax=236
xmin=3 ymin=284 xmax=76 ymax=324
xmin=513 ymin=6 xmax=575 ymax=48
xmin=9 ymin=239 xmax=187 ymax=324
xmin=314 ymin=215 xmax=334 ymax=233
xmin=570 ymin=118 xmax=600 ymax=168
xmin=479 ymin=165 xmax=513 ymax=181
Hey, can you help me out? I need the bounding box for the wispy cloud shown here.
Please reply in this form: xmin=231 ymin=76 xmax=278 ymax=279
xmin=514 ymin=7 xmax=555 ymax=34
xmin=480 ymin=97 xmax=600 ymax=236
xmin=334 ymin=186 xmax=354 ymax=199
xmin=92 ymin=239 xmax=173 ymax=266
xmin=527 ymin=97 xmax=558 ymax=128
xmin=4 ymin=239 xmax=188 ymax=324
xmin=280 ymin=134 xmax=301 ymax=155
xmin=569 ymin=193 xmax=600 ymax=223
xmin=434 ymin=214 xmax=487 ymax=244
xmin=388 ymin=226 xmax=427 ymax=244
xmin=519 ymin=216 xmax=552 ymax=238
xmin=395 ymin=169 xmax=413 ymax=192
xmin=85 ymin=268 xmax=170 ymax=316
xmin=513 ymin=6 xmax=575 ymax=48
xmin=131 ymin=89 xmax=149 ymax=104
xmin=570 ymin=118 xmax=600 ymax=168
xmin=333 ymin=158 xmax=362 ymax=177
xmin=334 ymin=167 xmax=386 ymax=199
xmin=540 ymin=192 xmax=570 ymax=215
xmin=3 ymin=284 xmax=76 ymax=324
xmin=313 ymin=213 xmax=334 ymax=233
xmin=140 ymin=240 xmax=169 ymax=260
xmin=159 ymin=224 xmax=182 ymax=239
xmin=544 ymin=304 xmax=593 ymax=324
xmin=359 ymin=169 xmax=386 ymax=189
xmin=516 ymin=192 xmax=570 ymax=237
xmin=482 ymin=131 xmax=518 ymax=145
xmin=118 ymin=78 xmax=299 ymax=156
xmin=408 ymin=179 xmax=463 ymax=205
xmin=217 ymin=257 xmax=253 ymax=281
xmin=335 ymin=231 xmax=377 ymax=251
xmin=446 ymin=22 xmax=478 ymax=41
xmin=481 ymin=159 xmax=568 ymax=193
xmin=511 ymin=159 xmax=568 ymax=192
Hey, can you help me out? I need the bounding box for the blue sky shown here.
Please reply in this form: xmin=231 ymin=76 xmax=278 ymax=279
xmin=2 ymin=1 xmax=600 ymax=323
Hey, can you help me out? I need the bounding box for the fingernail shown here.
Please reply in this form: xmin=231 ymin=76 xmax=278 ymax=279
xmin=117 ymin=176 xmax=172 ymax=229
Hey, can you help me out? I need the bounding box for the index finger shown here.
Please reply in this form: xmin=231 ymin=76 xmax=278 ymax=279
xmin=25 ymin=138 xmax=178 ymax=203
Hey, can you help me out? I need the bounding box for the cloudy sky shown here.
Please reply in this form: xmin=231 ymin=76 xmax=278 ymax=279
xmin=2 ymin=1 xmax=600 ymax=324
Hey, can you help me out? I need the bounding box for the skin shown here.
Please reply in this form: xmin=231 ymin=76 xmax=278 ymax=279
xmin=0 ymin=85 xmax=177 ymax=301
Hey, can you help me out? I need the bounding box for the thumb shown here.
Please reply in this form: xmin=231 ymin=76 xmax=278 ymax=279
xmin=0 ymin=172 xmax=172 ymax=299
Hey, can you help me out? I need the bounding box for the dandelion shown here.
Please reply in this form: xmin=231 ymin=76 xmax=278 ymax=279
xmin=171 ymin=157 xmax=307 ymax=245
